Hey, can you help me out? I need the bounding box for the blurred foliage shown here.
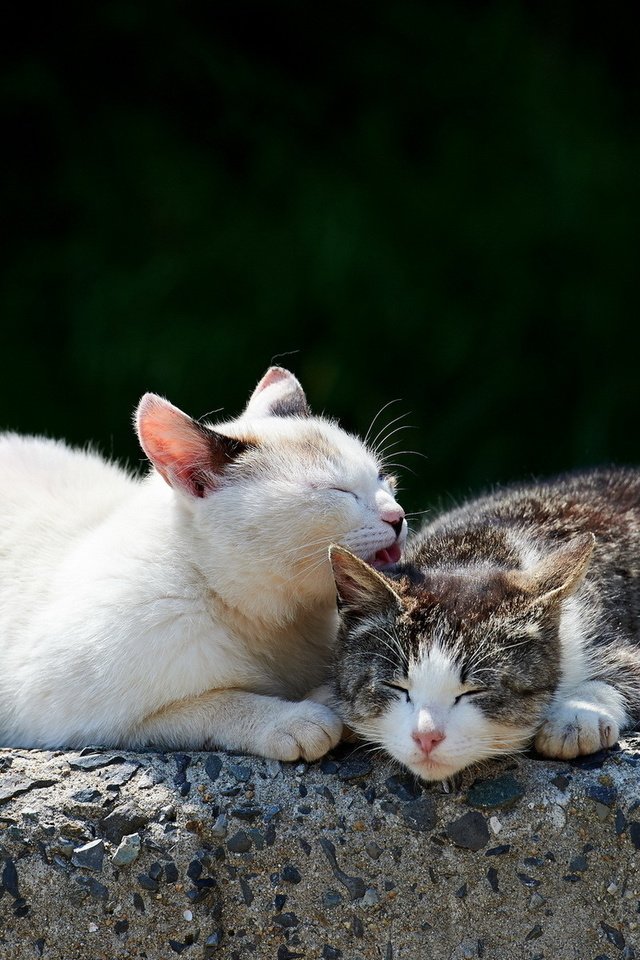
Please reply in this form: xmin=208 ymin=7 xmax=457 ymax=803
xmin=1 ymin=1 xmax=639 ymax=518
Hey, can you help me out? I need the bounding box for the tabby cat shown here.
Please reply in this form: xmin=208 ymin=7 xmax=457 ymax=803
xmin=330 ymin=468 xmax=640 ymax=780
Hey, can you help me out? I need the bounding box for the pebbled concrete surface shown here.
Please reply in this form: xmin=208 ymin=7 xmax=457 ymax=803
xmin=2 ymin=739 xmax=640 ymax=959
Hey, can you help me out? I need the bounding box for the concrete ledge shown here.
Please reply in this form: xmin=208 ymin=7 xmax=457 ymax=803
xmin=1 ymin=739 xmax=640 ymax=959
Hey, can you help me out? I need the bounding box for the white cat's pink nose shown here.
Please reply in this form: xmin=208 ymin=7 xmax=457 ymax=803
xmin=381 ymin=508 xmax=405 ymax=538
xmin=412 ymin=730 xmax=445 ymax=755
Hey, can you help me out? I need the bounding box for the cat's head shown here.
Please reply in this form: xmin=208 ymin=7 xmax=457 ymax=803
xmin=329 ymin=536 xmax=594 ymax=781
xmin=134 ymin=367 xmax=407 ymax=614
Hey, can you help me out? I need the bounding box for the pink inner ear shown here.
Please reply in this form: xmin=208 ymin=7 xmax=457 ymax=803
xmin=253 ymin=367 xmax=290 ymax=395
xmin=137 ymin=395 xmax=213 ymax=495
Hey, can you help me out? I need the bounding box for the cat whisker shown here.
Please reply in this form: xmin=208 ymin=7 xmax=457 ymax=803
xmin=349 ymin=729 xmax=386 ymax=748
xmin=371 ymin=429 xmax=414 ymax=465
xmin=381 ymin=462 xmax=418 ymax=478
xmin=275 ymin=531 xmax=358 ymax=561
xmin=381 ymin=448 xmax=429 ymax=464
xmin=363 ymin=650 xmax=407 ymax=673
xmin=369 ymin=409 xmax=411 ymax=453
xmin=376 ymin=432 xmax=421 ymax=460
xmin=292 ymin=553 xmax=335 ymax=587
xmin=376 ymin=438 xmax=409 ymax=459
xmin=464 ymin=638 xmax=533 ymax=673
xmin=361 ymin=745 xmax=390 ymax=764
xmin=363 ymin=399 xmax=403 ymax=449
xmin=293 ymin=555 xmax=329 ymax=582
xmin=375 ymin=628 xmax=410 ymax=671
xmin=345 ymin=740 xmax=388 ymax=761
xmin=277 ymin=545 xmax=329 ymax=562
xmin=276 ymin=536 xmax=334 ymax=559
xmin=373 ymin=423 xmax=415 ymax=461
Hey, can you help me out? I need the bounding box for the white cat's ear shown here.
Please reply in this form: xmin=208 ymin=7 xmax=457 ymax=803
xmin=244 ymin=366 xmax=309 ymax=418
xmin=329 ymin=545 xmax=403 ymax=618
xmin=136 ymin=394 xmax=250 ymax=498
xmin=511 ymin=533 xmax=596 ymax=603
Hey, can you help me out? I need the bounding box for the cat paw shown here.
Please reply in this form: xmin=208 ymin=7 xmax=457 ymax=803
xmin=534 ymin=703 xmax=620 ymax=760
xmin=265 ymin=701 xmax=343 ymax=762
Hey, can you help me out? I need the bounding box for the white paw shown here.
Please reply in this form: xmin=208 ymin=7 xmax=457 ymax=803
xmin=535 ymin=700 xmax=620 ymax=760
xmin=264 ymin=701 xmax=343 ymax=762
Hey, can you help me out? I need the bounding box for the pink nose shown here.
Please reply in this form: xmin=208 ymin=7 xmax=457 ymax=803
xmin=412 ymin=730 xmax=445 ymax=755
xmin=381 ymin=508 xmax=405 ymax=537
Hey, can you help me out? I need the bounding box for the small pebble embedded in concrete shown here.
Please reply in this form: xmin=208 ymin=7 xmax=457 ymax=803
xmin=71 ymin=839 xmax=105 ymax=872
xmin=282 ymin=864 xmax=302 ymax=884
xmin=446 ymin=812 xmax=490 ymax=851
xmin=111 ymin=833 xmax=141 ymax=867
xmin=466 ymin=774 xmax=524 ymax=810
xmin=226 ymin=830 xmax=252 ymax=853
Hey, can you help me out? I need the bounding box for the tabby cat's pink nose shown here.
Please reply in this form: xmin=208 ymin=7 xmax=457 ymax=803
xmin=412 ymin=730 xmax=445 ymax=755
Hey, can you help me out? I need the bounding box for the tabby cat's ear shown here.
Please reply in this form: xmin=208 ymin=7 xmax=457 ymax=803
xmin=329 ymin=545 xmax=403 ymax=618
xmin=244 ymin=366 xmax=309 ymax=418
xmin=509 ymin=533 xmax=596 ymax=604
xmin=136 ymin=394 xmax=251 ymax=498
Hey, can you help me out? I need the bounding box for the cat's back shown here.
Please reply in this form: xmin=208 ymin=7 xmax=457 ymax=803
xmin=411 ymin=467 xmax=640 ymax=568
xmin=0 ymin=432 xmax=133 ymax=512
xmin=0 ymin=433 xmax=135 ymax=558
xmin=460 ymin=467 xmax=637 ymax=532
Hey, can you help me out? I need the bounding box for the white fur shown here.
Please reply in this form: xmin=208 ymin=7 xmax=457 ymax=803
xmin=534 ymin=680 xmax=627 ymax=759
xmin=535 ymin=595 xmax=628 ymax=758
xmin=534 ymin=593 xmax=629 ymax=758
xmin=555 ymin=594 xmax=593 ymax=693
xmin=359 ymin=645 xmax=534 ymax=782
xmin=0 ymin=369 xmax=406 ymax=759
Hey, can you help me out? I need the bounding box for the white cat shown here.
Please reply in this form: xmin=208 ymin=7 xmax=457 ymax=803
xmin=0 ymin=367 xmax=406 ymax=759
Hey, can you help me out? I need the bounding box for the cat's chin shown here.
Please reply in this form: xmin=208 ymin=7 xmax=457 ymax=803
xmin=371 ymin=542 xmax=403 ymax=569
xmin=407 ymin=754 xmax=461 ymax=782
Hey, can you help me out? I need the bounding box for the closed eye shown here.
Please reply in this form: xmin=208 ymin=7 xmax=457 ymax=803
xmin=381 ymin=681 xmax=411 ymax=703
xmin=454 ymin=688 xmax=488 ymax=705
xmin=331 ymin=487 xmax=359 ymax=500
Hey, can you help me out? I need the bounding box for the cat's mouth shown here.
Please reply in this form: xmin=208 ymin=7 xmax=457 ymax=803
xmin=411 ymin=754 xmax=456 ymax=781
xmin=371 ymin=542 xmax=403 ymax=569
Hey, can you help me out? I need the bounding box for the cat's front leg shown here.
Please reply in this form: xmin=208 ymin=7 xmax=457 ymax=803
xmin=305 ymin=683 xmax=335 ymax=706
xmin=534 ymin=680 xmax=628 ymax=759
xmin=130 ymin=689 xmax=343 ymax=761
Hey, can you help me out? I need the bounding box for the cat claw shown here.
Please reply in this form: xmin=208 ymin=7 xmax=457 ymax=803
xmin=534 ymin=704 xmax=620 ymax=760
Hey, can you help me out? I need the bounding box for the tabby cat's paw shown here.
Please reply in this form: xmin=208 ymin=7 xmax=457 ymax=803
xmin=265 ymin=701 xmax=343 ymax=762
xmin=534 ymin=702 xmax=619 ymax=760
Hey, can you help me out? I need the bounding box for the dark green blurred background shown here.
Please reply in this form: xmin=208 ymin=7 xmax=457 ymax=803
xmin=2 ymin=2 xmax=638 ymax=518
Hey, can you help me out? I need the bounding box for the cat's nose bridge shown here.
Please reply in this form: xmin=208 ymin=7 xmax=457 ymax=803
xmin=416 ymin=705 xmax=444 ymax=733
xmin=376 ymin=489 xmax=404 ymax=518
